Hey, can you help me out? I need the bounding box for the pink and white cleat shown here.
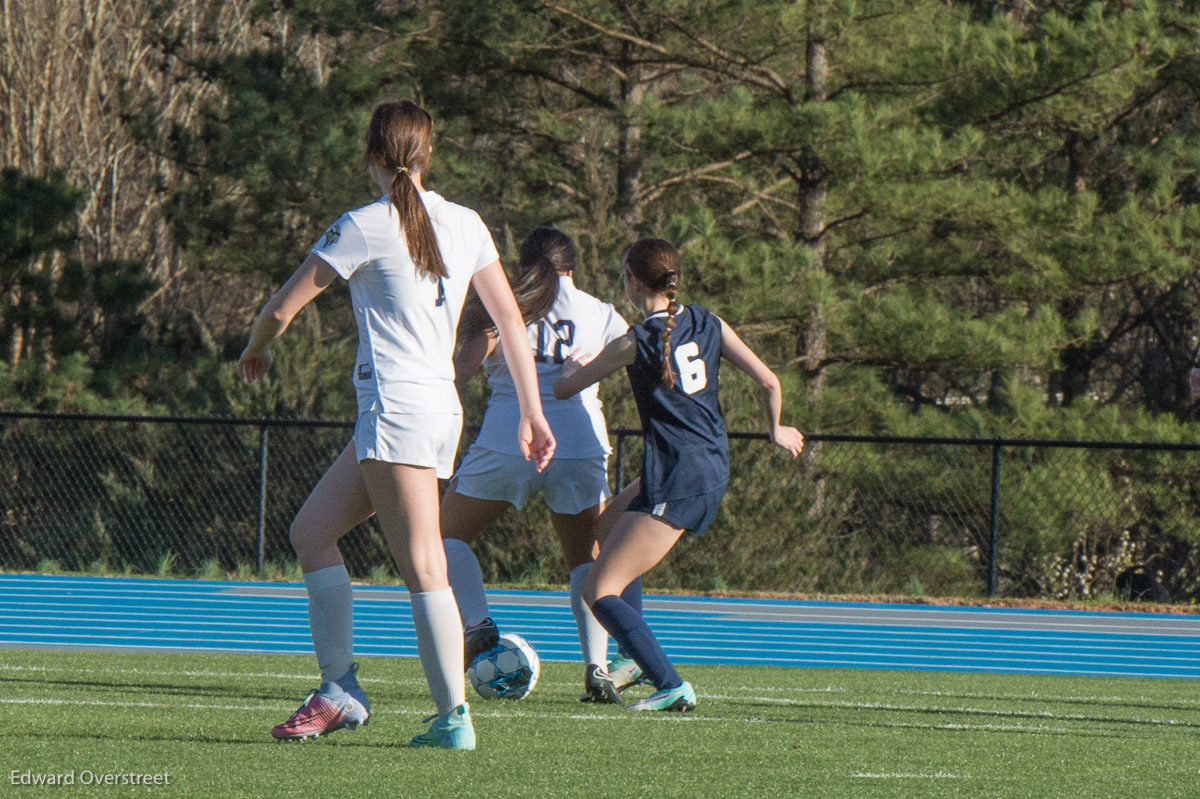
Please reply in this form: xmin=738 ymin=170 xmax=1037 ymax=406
xmin=271 ymin=689 xmax=370 ymax=742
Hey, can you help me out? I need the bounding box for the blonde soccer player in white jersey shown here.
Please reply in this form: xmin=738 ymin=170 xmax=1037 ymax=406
xmin=237 ymin=101 xmax=554 ymax=750
xmin=441 ymin=227 xmax=632 ymax=703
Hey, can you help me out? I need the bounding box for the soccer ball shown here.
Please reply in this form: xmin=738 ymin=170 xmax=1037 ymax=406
xmin=467 ymin=633 xmax=540 ymax=700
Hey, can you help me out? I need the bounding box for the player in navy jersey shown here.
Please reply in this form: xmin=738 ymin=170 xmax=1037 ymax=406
xmin=553 ymin=237 xmax=803 ymax=711
xmin=440 ymin=227 xmax=630 ymax=703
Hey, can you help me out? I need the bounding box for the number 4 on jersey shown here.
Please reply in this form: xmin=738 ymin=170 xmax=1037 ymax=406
xmin=673 ymin=341 xmax=707 ymax=394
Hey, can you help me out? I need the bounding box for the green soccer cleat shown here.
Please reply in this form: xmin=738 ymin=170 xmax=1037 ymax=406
xmin=605 ymin=654 xmax=644 ymax=691
xmin=410 ymin=702 xmax=476 ymax=750
xmin=624 ymin=681 xmax=696 ymax=713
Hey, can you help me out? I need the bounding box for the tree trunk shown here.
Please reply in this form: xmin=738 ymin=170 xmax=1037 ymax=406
xmin=798 ymin=23 xmax=829 ymax=399
xmin=799 ymin=22 xmax=830 ymax=517
xmin=615 ymin=40 xmax=645 ymax=232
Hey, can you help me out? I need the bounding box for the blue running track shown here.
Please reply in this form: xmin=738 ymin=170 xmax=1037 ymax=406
xmin=1 ymin=574 xmax=1199 ymax=679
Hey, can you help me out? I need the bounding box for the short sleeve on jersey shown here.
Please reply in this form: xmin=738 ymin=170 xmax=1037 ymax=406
xmin=311 ymin=215 xmax=369 ymax=279
xmin=470 ymin=215 xmax=500 ymax=274
xmin=602 ymin=305 xmax=630 ymax=344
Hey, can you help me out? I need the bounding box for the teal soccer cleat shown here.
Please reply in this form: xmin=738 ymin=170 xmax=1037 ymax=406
xmin=605 ymin=654 xmax=644 ymax=691
xmin=410 ymin=703 xmax=476 ymax=750
xmin=624 ymin=681 xmax=696 ymax=713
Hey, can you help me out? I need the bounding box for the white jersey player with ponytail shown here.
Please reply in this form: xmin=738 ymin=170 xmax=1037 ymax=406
xmin=238 ymin=100 xmax=554 ymax=750
xmin=441 ymin=226 xmax=630 ymax=703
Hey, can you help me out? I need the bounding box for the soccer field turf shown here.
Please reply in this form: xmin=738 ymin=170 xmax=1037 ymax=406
xmin=1 ymin=650 xmax=1196 ymax=798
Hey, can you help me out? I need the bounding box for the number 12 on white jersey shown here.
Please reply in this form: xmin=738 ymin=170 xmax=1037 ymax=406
xmin=673 ymin=341 xmax=707 ymax=394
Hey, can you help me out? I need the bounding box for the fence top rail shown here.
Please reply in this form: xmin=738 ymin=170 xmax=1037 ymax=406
xmin=4 ymin=410 xmax=1200 ymax=451
xmin=0 ymin=410 xmax=353 ymax=430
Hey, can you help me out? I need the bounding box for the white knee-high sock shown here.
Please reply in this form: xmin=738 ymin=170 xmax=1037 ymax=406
xmin=304 ymin=565 xmax=353 ymax=683
xmin=569 ymin=563 xmax=609 ymax=667
xmin=410 ymin=588 xmax=467 ymax=714
xmin=444 ymin=538 xmax=490 ymax=627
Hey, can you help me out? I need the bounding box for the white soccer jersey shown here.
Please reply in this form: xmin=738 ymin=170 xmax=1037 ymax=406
xmin=312 ymin=191 xmax=499 ymax=415
xmin=475 ymin=275 xmax=628 ymax=458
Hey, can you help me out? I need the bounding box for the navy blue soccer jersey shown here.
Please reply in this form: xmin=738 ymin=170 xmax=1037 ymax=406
xmin=627 ymin=304 xmax=729 ymax=503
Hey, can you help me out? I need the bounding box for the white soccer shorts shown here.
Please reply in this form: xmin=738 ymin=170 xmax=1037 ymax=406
xmin=354 ymin=411 xmax=463 ymax=479
xmin=452 ymin=444 xmax=610 ymax=515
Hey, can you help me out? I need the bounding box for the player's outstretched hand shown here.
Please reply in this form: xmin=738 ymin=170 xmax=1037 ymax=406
xmin=558 ymin=351 xmax=593 ymax=382
xmin=772 ymin=425 xmax=804 ymax=458
xmin=518 ymin=413 xmax=557 ymax=473
xmin=237 ymin=347 xmax=273 ymax=382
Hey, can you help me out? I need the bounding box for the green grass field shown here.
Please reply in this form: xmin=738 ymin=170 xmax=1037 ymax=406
xmin=1 ymin=649 xmax=1197 ymax=798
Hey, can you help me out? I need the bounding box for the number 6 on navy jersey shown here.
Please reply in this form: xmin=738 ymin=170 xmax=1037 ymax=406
xmin=673 ymin=341 xmax=707 ymax=393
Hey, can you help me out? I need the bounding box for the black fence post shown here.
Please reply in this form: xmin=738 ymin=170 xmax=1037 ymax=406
xmin=257 ymin=424 xmax=269 ymax=575
xmin=988 ymin=440 xmax=1001 ymax=597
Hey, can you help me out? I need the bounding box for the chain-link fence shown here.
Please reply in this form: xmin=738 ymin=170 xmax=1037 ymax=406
xmin=3 ymin=410 xmax=1199 ymax=602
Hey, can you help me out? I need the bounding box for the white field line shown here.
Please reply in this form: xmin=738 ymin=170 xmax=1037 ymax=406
xmin=5 ymin=663 xmax=1199 ymax=721
xmin=885 ymin=686 xmax=1200 ymax=707
xmin=3 ymin=640 xmax=1198 ymax=677
xmin=0 ymin=696 xmax=1073 ymax=731
xmin=0 ymin=696 xmax=694 ymax=725
xmin=700 ymin=692 xmax=1199 ymax=727
xmin=1 ymin=665 xmax=1192 ymax=729
xmin=0 ymin=695 xmax=1112 ymax=733
xmin=0 ymin=663 xmax=839 ymax=696
xmin=0 ymin=662 xmax=416 ymax=685
xmin=717 ymin=683 xmax=1200 ymax=710
xmin=854 ymin=767 xmax=974 ymax=772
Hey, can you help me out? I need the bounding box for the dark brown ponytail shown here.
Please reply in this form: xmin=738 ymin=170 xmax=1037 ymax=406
xmin=659 ymin=272 xmax=680 ymax=388
xmin=512 ymin=227 xmax=573 ymax=321
xmin=365 ymin=101 xmax=448 ymax=278
xmin=458 ymin=226 xmax=576 ymax=340
xmin=624 ymin=238 xmax=683 ymax=388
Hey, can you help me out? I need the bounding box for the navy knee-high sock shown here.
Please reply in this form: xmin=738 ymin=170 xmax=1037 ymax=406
xmin=592 ymin=594 xmax=681 ymax=691
xmin=615 ymin=577 xmax=643 ymax=660
xmin=621 ymin=577 xmax=642 ymax=615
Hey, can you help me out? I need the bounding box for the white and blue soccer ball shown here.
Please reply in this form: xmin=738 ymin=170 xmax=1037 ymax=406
xmin=467 ymin=633 xmax=540 ymax=700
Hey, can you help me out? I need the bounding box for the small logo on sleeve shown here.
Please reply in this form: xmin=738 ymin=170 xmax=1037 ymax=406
xmin=321 ymin=224 xmax=341 ymax=248
xmin=357 ymin=363 xmax=373 ymax=380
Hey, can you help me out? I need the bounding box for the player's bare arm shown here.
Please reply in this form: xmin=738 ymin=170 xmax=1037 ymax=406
xmin=553 ymin=331 xmax=637 ymax=400
xmin=238 ymin=254 xmax=338 ymax=382
xmin=716 ymin=316 xmax=804 ymax=458
xmin=472 ymin=260 xmax=556 ymax=469
xmin=453 ymin=329 xmax=498 ymax=391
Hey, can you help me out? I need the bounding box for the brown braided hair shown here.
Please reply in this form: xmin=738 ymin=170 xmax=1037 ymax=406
xmin=624 ymin=238 xmax=682 ymax=388
xmin=459 ymin=227 xmax=576 ymax=340
xmin=364 ymin=101 xmax=448 ymax=278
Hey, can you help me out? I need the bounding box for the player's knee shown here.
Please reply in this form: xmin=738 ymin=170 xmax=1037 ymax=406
xmin=581 ymin=572 xmax=600 ymax=607
xmin=288 ymin=520 xmax=320 ymax=559
xmin=563 ymin=549 xmax=594 ymax=571
xmin=399 ymin=552 xmax=448 ymax=594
